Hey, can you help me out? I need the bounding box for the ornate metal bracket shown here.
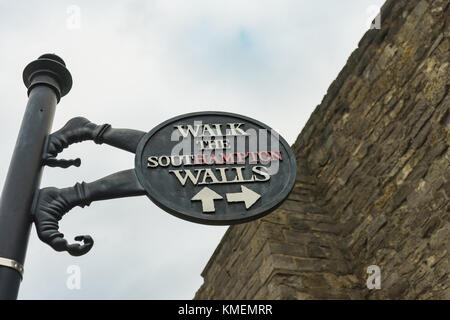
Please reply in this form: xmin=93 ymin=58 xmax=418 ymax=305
xmin=33 ymin=117 xmax=146 ymax=256
xmin=33 ymin=112 xmax=298 ymax=257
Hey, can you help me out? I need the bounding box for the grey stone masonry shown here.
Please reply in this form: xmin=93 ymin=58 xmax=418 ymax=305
xmin=195 ymin=0 xmax=449 ymax=300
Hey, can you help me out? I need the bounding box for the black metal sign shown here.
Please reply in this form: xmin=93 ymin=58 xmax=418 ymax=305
xmin=1 ymin=54 xmax=299 ymax=298
xmin=135 ymin=112 xmax=296 ymax=225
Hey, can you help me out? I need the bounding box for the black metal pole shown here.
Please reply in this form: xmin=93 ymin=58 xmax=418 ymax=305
xmin=0 ymin=54 xmax=72 ymax=299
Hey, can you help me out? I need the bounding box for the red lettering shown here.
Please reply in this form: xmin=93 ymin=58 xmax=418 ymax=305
xmin=209 ymin=153 xmax=223 ymax=165
xmin=236 ymin=152 xmax=247 ymax=163
xmin=249 ymin=152 xmax=258 ymax=163
xmin=193 ymin=154 xmax=202 ymax=165
xmin=270 ymin=151 xmax=282 ymax=161
xmin=221 ymin=153 xmax=235 ymax=164
xmin=258 ymin=151 xmax=270 ymax=162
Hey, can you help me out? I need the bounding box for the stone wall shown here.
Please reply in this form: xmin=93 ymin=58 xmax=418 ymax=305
xmin=195 ymin=0 xmax=449 ymax=300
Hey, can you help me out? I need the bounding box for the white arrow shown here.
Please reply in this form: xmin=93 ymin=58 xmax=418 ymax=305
xmin=226 ymin=186 xmax=261 ymax=209
xmin=191 ymin=187 xmax=223 ymax=213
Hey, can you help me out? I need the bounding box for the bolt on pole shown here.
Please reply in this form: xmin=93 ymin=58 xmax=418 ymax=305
xmin=0 ymin=54 xmax=72 ymax=299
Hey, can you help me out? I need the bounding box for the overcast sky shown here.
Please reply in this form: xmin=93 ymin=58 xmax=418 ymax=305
xmin=0 ymin=0 xmax=384 ymax=299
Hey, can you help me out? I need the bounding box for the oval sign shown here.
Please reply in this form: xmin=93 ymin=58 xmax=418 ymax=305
xmin=135 ymin=111 xmax=296 ymax=225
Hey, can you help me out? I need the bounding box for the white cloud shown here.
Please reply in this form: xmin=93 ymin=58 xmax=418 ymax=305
xmin=0 ymin=0 xmax=384 ymax=299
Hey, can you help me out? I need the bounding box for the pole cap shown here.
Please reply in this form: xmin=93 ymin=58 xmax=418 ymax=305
xmin=23 ymin=54 xmax=73 ymax=101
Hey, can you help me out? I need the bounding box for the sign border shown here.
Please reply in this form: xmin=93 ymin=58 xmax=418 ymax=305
xmin=134 ymin=111 xmax=297 ymax=225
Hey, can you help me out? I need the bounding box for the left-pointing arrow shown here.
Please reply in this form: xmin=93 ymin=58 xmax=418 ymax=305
xmin=191 ymin=187 xmax=223 ymax=213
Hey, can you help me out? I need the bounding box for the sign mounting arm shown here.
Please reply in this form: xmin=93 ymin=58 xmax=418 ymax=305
xmin=44 ymin=117 xmax=146 ymax=168
xmin=33 ymin=169 xmax=145 ymax=256
xmin=34 ymin=117 xmax=147 ymax=256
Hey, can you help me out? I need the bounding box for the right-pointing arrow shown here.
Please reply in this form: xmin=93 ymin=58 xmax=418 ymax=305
xmin=226 ymin=185 xmax=261 ymax=209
